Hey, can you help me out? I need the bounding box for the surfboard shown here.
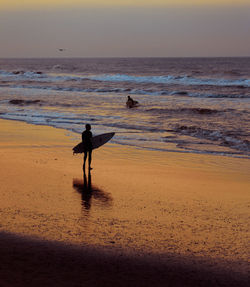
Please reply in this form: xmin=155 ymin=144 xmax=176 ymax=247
xmin=126 ymin=100 xmax=139 ymax=108
xmin=73 ymin=132 xmax=115 ymax=154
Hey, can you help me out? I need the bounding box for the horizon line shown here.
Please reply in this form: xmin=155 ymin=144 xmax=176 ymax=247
xmin=1 ymin=56 xmax=250 ymax=59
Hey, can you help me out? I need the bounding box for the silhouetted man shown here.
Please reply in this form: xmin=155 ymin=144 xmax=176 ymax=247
xmin=82 ymin=124 xmax=93 ymax=171
xmin=126 ymin=96 xmax=138 ymax=108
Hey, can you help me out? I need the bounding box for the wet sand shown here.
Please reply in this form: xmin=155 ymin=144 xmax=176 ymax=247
xmin=0 ymin=119 xmax=249 ymax=286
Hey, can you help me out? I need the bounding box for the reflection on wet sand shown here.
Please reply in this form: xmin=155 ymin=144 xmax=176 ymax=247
xmin=73 ymin=171 xmax=113 ymax=211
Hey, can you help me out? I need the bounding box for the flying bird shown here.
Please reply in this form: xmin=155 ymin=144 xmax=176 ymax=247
xmin=58 ymin=48 xmax=66 ymax=52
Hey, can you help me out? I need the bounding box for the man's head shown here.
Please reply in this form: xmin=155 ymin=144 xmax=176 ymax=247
xmin=85 ymin=124 xmax=91 ymax=131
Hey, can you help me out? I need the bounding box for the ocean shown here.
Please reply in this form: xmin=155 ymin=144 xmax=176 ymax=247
xmin=0 ymin=57 xmax=249 ymax=158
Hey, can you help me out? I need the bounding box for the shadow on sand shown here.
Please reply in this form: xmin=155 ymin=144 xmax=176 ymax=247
xmin=72 ymin=170 xmax=113 ymax=211
xmin=0 ymin=230 xmax=248 ymax=287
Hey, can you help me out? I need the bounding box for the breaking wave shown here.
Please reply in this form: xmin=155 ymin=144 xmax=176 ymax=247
xmin=1 ymin=70 xmax=250 ymax=87
xmin=0 ymin=84 xmax=249 ymax=99
xmin=171 ymin=124 xmax=250 ymax=153
xmin=87 ymin=74 xmax=250 ymax=87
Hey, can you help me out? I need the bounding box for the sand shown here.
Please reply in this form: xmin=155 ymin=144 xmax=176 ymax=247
xmin=0 ymin=119 xmax=249 ymax=286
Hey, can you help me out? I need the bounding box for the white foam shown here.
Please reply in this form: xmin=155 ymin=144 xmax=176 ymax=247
xmin=1 ymin=69 xmax=250 ymax=87
xmin=87 ymin=73 xmax=250 ymax=87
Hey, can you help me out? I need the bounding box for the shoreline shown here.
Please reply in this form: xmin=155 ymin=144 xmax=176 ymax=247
xmin=0 ymin=118 xmax=249 ymax=285
xmin=1 ymin=117 xmax=250 ymax=160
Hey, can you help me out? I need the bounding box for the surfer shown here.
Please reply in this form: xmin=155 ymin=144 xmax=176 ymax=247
xmin=126 ymin=96 xmax=138 ymax=108
xmin=82 ymin=124 xmax=93 ymax=171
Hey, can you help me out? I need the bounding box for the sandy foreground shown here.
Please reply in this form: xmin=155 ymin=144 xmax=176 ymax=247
xmin=0 ymin=119 xmax=249 ymax=286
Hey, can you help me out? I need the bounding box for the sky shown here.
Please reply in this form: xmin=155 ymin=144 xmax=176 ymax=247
xmin=0 ymin=0 xmax=250 ymax=57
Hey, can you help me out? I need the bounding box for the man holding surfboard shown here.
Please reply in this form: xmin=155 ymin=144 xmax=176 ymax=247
xmin=82 ymin=124 xmax=93 ymax=171
xmin=73 ymin=126 xmax=115 ymax=172
xmin=126 ymin=96 xmax=139 ymax=108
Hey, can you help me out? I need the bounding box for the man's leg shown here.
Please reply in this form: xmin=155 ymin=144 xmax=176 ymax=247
xmin=83 ymin=151 xmax=87 ymax=171
xmin=88 ymin=150 xmax=92 ymax=170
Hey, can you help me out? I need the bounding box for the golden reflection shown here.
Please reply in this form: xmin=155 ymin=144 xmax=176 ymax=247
xmin=1 ymin=119 xmax=249 ymax=263
xmin=72 ymin=171 xmax=113 ymax=212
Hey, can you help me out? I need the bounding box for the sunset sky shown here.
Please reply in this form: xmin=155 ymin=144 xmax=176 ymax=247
xmin=1 ymin=0 xmax=250 ymax=57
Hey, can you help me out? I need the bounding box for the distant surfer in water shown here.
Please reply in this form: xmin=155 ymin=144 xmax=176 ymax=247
xmin=82 ymin=124 xmax=93 ymax=171
xmin=126 ymin=96 xmax=138 ymax=108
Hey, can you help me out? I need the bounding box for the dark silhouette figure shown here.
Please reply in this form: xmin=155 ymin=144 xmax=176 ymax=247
xmin=82 ymin=124 xmax=93 ymax=171
xmin=126 ymin=96 xmax=138 ymax=108
xmin=72 ymin=171 xmax=113 ymax=212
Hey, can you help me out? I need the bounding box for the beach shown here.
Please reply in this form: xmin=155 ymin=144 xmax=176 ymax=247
xmin=0 ymin=118 xmax=249 ymax=286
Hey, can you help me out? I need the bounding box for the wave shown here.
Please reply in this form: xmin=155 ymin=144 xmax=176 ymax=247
xmin=186 ymin=93 xmax=250 ymax=99
xmin=85 ymin=74 xmax=250 ymax=87
xmin=147 ymin=107 xmax=222 ymax=115
xmin=1 ymin=69 xmax=250 ymax=87
xmin=9 ymin=99 xmax=42 ymax=106
xmin=79 ymin=74 xmax=250 ymax=87
xmin=0 ymin=70 xmax=44 ymax=78
xmin=0 ymin=107 xmax=249 ymax=157
xmin=1 ymin=83 xmax=249 ymax=99
xmin=171 ymin=124 xmax=250 ymax=153
xmin=5 ymin=98 xmax=89 ymax=109
xmin=0 ymin=84 xmax=133 ymax=95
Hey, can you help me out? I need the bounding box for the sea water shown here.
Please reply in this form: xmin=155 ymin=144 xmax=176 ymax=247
xmin=0 ymin=57 xmax=249 ymax=158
